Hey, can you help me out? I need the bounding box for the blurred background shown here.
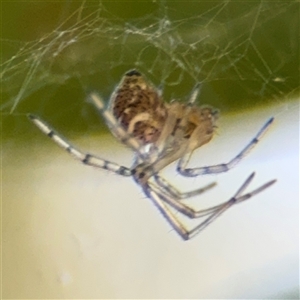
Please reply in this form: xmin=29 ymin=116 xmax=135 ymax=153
xmin=2 ymin=1 xmax=299 ymax=299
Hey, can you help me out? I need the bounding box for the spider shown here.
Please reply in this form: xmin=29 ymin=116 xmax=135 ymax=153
xmin=28 ymin=69 xmax=276 ymax=240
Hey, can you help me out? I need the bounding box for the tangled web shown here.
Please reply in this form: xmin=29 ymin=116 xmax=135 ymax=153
xmin=1 ymin=1 xmax=299 ymax=117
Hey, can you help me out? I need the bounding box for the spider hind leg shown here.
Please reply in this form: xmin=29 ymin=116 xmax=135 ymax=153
xmin=144 ymin=172 xmax=276 ymax=240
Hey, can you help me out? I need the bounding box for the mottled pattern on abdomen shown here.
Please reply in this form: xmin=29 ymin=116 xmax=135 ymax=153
xmin=109 ymin=70 xmax=167 ymax=144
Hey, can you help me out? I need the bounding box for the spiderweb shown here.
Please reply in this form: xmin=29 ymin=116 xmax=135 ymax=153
xmin=1 ymin=1 xmax=299 ymax=123
xmin=2 ymin=2 xmax=299 ymax=298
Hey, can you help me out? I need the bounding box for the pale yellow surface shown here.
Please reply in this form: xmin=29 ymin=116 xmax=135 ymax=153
xmin=2 ymin=100 xmax=299 ymax=299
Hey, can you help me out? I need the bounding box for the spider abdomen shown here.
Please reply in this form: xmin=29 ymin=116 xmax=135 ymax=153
xmin=109 ymin=70 xmax=167 ymax=145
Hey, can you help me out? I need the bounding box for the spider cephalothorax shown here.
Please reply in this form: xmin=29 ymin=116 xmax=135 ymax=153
xmin=29 ymin=69 xmax=276 ymax=240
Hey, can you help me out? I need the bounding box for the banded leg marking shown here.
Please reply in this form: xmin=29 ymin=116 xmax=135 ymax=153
xmin=154 ymin=174 xmax=216 ymax=200
xmin=178 ymin=118 xmax=274 ymax=177
xmin=145 ymin=172 xmax=276 ymax=240
xmin=28 ymin=114 xmax=132 ymax=176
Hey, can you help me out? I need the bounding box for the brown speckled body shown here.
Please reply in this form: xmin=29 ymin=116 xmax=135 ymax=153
xmin=109 ymin=70 xmax=217 ymax=158
xmin=109 ymin=70 xmax=167 ymax=144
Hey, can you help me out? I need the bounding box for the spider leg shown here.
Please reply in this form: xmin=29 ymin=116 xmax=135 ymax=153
xmin=151 ymin=172 xmax=272 ymax=218
xmin=153 ymin=84 xmax=202 ymax=155
xmin=88 ymin=92 xmax=148 ymax=159
xmin=187 ymin=174 xmax=276 ymax=239
xmin=28 ymin=114 xmax=132 ymax=176
xmin=143 ymin=184 xmax=191 ymax=240
xmin=144 ymin=173 xmax=276 ymax=240
xmin=149 ymin=181 xmax=227 ymax=218
xmin=154 ymin=174 xmax=216 ymax=200
xmin=177 ymin=117 xmax=274 ymax=177
xmin=145 ymin=184 xmax=233 ymax=240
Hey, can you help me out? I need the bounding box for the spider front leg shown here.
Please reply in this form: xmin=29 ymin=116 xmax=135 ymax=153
xmin=154 ymin=174 xmax=216 ymax=200
xmin=177 ymin=117 xmax=274 ymax=177
xmin=145 ymin=173 xmax=276 ymax=240
xmin=28 ymin=114 xmax=132 ymax=176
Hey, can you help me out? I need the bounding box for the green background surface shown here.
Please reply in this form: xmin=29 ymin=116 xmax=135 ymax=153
xmin=2 ymin=1 xmax=299 ymax=135
xmin=2 ymin=1 xmax=299 ymax=299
